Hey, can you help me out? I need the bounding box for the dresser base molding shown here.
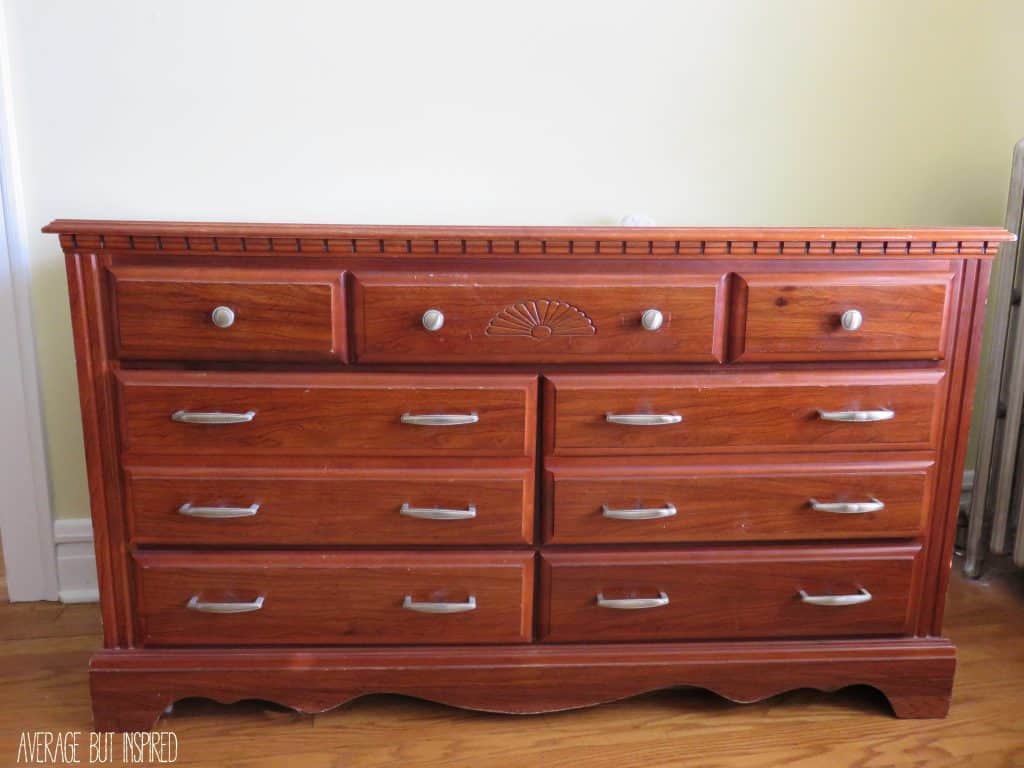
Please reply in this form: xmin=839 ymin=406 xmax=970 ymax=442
xmin=90 ymin=638 xmax=956 ymax=731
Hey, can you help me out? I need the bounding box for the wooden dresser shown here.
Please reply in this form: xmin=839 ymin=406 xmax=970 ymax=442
xmin=45 ymin=220 xmax=1014 ymax=730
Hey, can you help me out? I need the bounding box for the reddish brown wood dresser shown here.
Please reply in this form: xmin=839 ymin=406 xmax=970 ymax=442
xmin=44 ymin=220 xmax=1015 ymax=729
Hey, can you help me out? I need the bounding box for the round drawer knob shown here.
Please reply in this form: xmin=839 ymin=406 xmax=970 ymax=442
xmin=641 ymin=308 xmax=664 ymax=332
xmin=210 ymin=306 xmax=236 ymax=328
xmin=421 ymin=308 xmax=445 ymax=332
xmin=840 ymin=308 xmax=863 ymax=331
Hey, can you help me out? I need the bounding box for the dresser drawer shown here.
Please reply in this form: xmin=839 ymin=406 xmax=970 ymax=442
xmin=135 ymin=550 xmax=534 ymax=646
xmin=110 ymin=267 xmax=346 ymax=361
xmin=545 ymin=370 xmax=944 ymax=456
xmin=353 ymin=272 xmax=727 ymax=363
xmin=127 ymin=467 xmax=533 ymax=545
xmin=117 ymin=371 xmax=537 ymax=458
xmin=539 ymin=545 xmax=920 ymax=642
xmin=733 ymin=272 xmax=953 ymax=361
xmin=545 ymin=460 xmax=932 ymax=544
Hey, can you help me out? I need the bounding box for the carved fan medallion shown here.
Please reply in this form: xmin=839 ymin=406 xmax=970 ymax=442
xmin=485 ymin=299 xmax=596 ymax=339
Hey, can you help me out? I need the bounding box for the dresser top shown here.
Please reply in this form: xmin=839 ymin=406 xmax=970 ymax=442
xmin=44 ymin=219 xmax=1015 ymax=258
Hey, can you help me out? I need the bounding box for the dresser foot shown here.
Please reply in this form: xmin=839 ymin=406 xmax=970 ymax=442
xmin=877 ymin=681 xmax=954 ymax=718
xmin=90 ymin=688 xmax=173 ymax=733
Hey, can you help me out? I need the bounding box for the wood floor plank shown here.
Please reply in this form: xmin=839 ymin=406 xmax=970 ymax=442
xmin=1 ymin=566 xmax=1022 ymax=767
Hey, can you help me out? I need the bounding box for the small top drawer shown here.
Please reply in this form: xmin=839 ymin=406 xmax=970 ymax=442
xmin=353 ymin=272 xmax=727 ymax=363
xmin=733 ymin=272 xmax=953 ymax=361
xmin=110 ymin=267 xmax=346 ymax=361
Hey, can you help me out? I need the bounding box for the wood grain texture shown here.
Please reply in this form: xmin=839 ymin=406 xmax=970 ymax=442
xmin=126 ymin=465 xmax=534 ymax=546
xmin=41 ymin=219 xmax=1015 ymax=260
xmin=545 ymin=369 xmax=945 ymax=456
xmin=538 ymin=545 xmax=921 ymax=642
xmin=732 ymin=271 xmax=953 ymax=361
xmin=86 ymin=638 xmax=955 ymax=733
xmin=110 ymin=266 xmax=347 ymax=361
xmin=134 ymin=550 xmax=535 ymax=647
xmin=46 ymin=220 xmax=1013 ymax=730
xmin=353 ymin=272 xmax=727 ymax=363
xmin=923 ymin=259 xmax=993 ymax=636
xmin=4 ymin=569 xmax=1023 ymax=766
xmin=544 ymin=459 xmax=933 ymax=544
xmin=117 ymin=370 xmax=538 ymax=458
xmin=65 ymin=252 xmax=136 ymax=647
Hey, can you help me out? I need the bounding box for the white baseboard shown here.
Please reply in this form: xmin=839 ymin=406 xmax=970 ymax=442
xmin=54 ymin=518 xmax=98 ymax=603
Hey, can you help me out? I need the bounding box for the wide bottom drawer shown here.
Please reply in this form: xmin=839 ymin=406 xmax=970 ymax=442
xmin=540 ymin=545 xmax=920 ymax=642
xmin=127 ymin=466 xmax=534 ymax=546
xmin=545 ymin=460 xmax=932 ymax=543
xmin=135 ymin=551 xmax=534 ymax=646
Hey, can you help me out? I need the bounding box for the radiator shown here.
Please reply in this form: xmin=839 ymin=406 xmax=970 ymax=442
xmin=965 ymin=138 xmax=1024 ymax=575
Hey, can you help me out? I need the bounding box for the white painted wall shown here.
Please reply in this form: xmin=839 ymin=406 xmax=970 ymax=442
xmin=3 ymin=0 xmax=1024 ymax=529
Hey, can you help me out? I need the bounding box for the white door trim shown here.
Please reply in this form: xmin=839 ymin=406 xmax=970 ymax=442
xmin=0 ymin=1 xmax=59 ymax=601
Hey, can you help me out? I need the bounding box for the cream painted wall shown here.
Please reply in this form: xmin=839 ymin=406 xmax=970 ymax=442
xmin=4 ymin=0 xmax=1024 ymax=519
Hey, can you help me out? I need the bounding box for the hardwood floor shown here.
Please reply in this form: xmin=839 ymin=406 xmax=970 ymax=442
xmin=1 ymin=564 xmax=1022 ymax=768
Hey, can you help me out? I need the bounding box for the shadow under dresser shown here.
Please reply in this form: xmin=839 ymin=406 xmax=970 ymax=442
xmin=43 ymin=220 xmax=1015 ymax=730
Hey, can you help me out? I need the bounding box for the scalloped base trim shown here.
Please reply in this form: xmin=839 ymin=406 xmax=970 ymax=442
xmin=90 ymin=637 xmax=956 ymax=731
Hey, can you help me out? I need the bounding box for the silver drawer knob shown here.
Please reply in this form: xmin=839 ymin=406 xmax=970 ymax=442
xmin=641 ymin=308 xmax=664 ymax=332
xmin=211 ymin=305 xmax=236 ymax=328
xmin=840 ymin=308 xmax=863 ymax=331
xmin=422 ymin=308 xmax=445 ymax=332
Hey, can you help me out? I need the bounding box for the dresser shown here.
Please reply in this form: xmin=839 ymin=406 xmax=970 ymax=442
xmin=45 ymin=220 xmax=1014 ymax=730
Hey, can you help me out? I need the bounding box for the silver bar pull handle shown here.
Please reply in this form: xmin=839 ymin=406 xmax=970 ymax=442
xmin=809 ymin=498 xmax=885 ymax=514
xmin=402 ymin=595 xmax=477 ymax=613
xmin=186 ymin=595 xmax=264 ymax=613
xmin=596 ymin=591 xmax=670 ymax=610
xmin=178 ymin=502 xmax=260 ymax=519
xmin=602 ymin=503 xmax=677 ymax=520
xmin=817 ymin=408 xmax=895 ymax=423
xmin=400 ymin=503 xmax=477 ymax=520
xmin=798 ymin=587 xmax=872 ymax=607
xmin=401 ymin=413 xmax=479 ymax=426
xmin=172 ymin=410 xmax=255 ymax=425
xmin=605 ymin=413 xmax=682 ymax=426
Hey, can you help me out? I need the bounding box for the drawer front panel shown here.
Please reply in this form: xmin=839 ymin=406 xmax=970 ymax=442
xmin=111 ymin=267 xmax=346 ymax=361
xmin=118 ymin=372 xmax=536 ymax=457
xmin=135 ymin=551 xmax=534 ymax=646
xmin=546 ymin=462 xmax=932 ymax=543
xmin=540 ymin=545 xmax=920 ymax=642
xmin=546 ymin=370 xmax=944 ymax=456
xmin=734 ymin=272 xmax=953 ymax=361
xmin=128 ymin=468 xmax=534 ymax=545
xmin=353 ymin=273 xmax=727 ymax=363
